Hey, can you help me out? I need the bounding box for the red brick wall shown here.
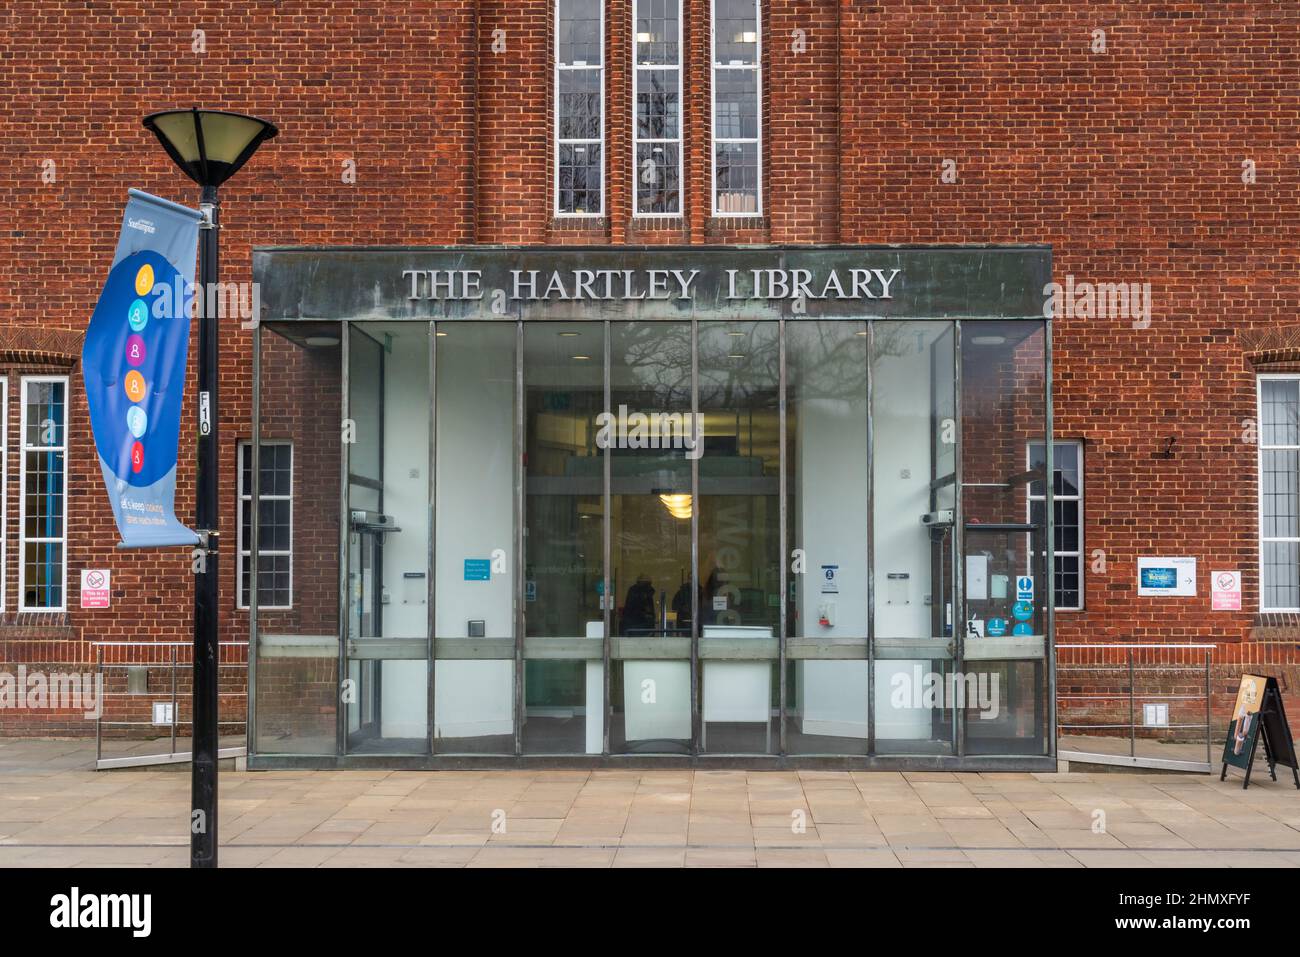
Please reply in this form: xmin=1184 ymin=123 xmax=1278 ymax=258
xmin=1 ymin=1 xmax=1297 ymax=736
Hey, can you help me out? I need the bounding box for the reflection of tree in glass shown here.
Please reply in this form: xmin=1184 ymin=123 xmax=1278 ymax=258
xmin=610 ymin=323 xmax=691 ymax=407
xmin=698 ymin=322 xmax=779 ymax=410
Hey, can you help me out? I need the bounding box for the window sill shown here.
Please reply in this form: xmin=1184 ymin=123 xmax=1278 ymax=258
xmin=549 ymin=216 xmax=608 ymax=233
xmin=706 ymin=215 xmax=768 ymax=234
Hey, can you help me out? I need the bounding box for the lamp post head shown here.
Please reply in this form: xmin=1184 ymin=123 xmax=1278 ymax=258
xmin=142 ymin=108 xmax=278 ymax=190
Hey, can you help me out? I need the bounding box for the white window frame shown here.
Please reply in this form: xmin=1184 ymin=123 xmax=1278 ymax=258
xmin=237 ymin=440 xmax=294 ymax=611
xmin=1027 ymin=439 xmax=1084 ymax=612
xmin=1258 ymin=374 xmax=1300 ymax=612
xmin=710 ymin=0 xmax=763 ymax=217
xmin=632 ymin=0 xmax=684 ymax=218
xmin=19 ymin=375 xmax=68 ymax=613
xmin=0 ymin=377 xmax=7 ymax=613
xmin=554 ymin=0 xmax=606 ymax=217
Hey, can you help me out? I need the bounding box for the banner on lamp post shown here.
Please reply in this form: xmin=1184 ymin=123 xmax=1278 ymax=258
xmin=82 ymin=189 xmax=201 ymax=547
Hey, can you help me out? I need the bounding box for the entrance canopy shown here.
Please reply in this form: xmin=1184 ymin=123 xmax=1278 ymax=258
xmin=248 ymin=245 xmax=1055 ymax=770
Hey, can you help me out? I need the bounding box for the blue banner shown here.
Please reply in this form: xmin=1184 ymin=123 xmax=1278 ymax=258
xmin=82 ymin=189 xmax=202 ymax=547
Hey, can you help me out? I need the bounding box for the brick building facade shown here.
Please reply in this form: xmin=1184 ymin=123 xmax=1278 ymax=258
xmin=1 ymin=1 xmax=1297 ymax=759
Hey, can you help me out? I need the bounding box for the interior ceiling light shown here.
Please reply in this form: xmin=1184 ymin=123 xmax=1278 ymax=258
xmin=304 ymin=335 xmax=340 ymax=347
xmin=559 ymin=331 xmax=580 ymax=337
xmin=658 ymin=493 xmax=693 ymax=520
xmin=971 ymin=335 xmax=1007 ymax=346
xmin=571 ymin=354 xmax=591 ymax=360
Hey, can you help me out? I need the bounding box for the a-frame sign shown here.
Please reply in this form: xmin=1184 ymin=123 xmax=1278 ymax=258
xmin=1220 ymin=673 xmax=1300 ymax=790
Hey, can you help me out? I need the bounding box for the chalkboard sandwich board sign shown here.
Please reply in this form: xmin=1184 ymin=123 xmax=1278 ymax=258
xmin=1220 ymin=673 xmax=1300 ymax=790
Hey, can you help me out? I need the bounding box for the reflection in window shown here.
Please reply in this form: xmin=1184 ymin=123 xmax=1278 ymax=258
xmin=634 ymin=0 xmax=682 ymax=215
xmin=712 ymin=0 xmax=761 ymax=214
xmin=556 ymin=0 xmax=604 ymax=215
xmin=523 ymin=324 xmax=604 ymax=754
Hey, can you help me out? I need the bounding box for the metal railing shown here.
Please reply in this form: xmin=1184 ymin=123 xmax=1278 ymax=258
xmin=92 ymin=641 xmax=247 ymax=770
xmin=1056 ymin=643 xmax=1214 ymax=772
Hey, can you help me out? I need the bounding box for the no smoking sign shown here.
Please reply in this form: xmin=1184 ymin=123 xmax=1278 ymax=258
xmin=1211 ymin=570 xmax=1241 ymax=611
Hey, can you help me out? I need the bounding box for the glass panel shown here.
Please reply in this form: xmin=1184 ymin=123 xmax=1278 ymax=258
xmin=609 ymin=321 xmax=693 ymax=754
xmin=435 ymin=323 xmax=516 ymax=753
xmin=1262 ymin=379 xmax=1299 ymax=447
xmin=697 ymin=321 xmax=779 ymax=754
xmin=1263 ymin=449 xmax=1299 ymax=538
xmin=558 ymin=0 xmax=602 ymax=65
xmin=714 ymin=0 xmax=758 ymax=64
xmin=635 ymin=0 xmax=680 ymax=64
xmin=961 ymin=320 xmax=1048 ymax=756
xmin=1264 ymin=541 xmax=1300 ymax=609
xmin=872 ymin=321 xmax=957 ymax=755
xmin=714 ymin=71 xmax=758 ymax=139
xmin=344 ymin=323 xmax=430 ymax=754
xmin=636 ymin=69 xmax=680 ymax=140
xmin=636 ymin=143 xmax=680 ymax=215
xmin=24 ymin=380 xmax=66 ymax=448
xmin=558 ymin=70 xmax=602 ymax=140
xmin=786 ymin=321 xmax=869 ymax=755
xmin=22 ymin=540 xmax=63 ymax=610
xmin=23 ymin=449 xmax=65 ymax=537
xmin=524 ymin=323 xmax=605 ymax=754
xmin=558 ymin=143 xmax=603 ymax=215
xmin=714 ymin=142 xmax=759 ymax=213
xmin=1028 ymin=440 xmax=1079 ymax=496
xmin=254 ymin=324 xmax=342 ymax=756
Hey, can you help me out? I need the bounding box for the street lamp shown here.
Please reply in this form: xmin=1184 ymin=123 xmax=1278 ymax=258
xmin=142 ymin=108 xmax=278 ymax=869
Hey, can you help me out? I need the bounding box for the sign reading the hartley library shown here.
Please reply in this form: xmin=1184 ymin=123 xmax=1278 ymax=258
xmin=1221 ymin=673 xmax=1299 ymax=790
xmin=401 ymin=265 xmax=902 ymax=304
xmin=254 ymin=247 xmax=1053 ymax=324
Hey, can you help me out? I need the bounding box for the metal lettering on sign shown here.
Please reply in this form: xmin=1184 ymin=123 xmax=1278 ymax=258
xmin=199 ymin=391 xmax=211 ymax=436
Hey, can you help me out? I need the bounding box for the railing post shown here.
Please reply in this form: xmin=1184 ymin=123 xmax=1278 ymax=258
xmin=1205 ymin=649 xmax=1212 ymax=767
xmin=1128 ymin=648 xmax=1136 ymax=759
xmin=170 ymin=645 xmax=179 ymax=759
xmin=95 ymin=645 xmax=103 ymax=765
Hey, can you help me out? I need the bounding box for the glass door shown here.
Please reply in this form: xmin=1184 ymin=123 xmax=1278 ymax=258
xmin=608 ymin=321 xmax=694 ymax=754
xmin=871 ymin=321 xmax=958 ymax=754
xmin=345 ymin=323 xmax=430 ymax=755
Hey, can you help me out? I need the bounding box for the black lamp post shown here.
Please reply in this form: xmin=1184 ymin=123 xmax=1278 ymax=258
xmin=142 ymin=108 xmax=278 ymax=869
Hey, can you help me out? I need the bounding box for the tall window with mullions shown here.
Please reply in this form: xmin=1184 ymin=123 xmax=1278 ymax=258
xmin=20 ymin=377 xmax=67 ymax=612
xmin=711 ymin=0 xmax=761 ymax=215
xmin=1259 ymin=376 xmax=1300 ymax=611
xmin=634 ymin=0 xmax=683 ymax=216
xmin=555 ymin=0 xmax=604 ymax=216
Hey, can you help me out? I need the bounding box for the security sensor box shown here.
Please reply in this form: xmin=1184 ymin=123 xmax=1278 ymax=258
xmin=921 ymin=509 xmax=954 ymax=527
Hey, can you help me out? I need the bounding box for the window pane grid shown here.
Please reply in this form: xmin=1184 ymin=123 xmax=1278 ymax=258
xmin=1028 ymin=440 xmax=1082 ymax=611
xmin=711 ymin=0 xmax=761 ymax=215
xmin=21 ymin=377 xmax=67 ymax=611
xmin=556 ymin=0 xmax=604 ymax=215
xmin=634 ymin=0 xmax=682 ymax=215
xmin=1260 ymin=377 xmax=1300 ymax=609
xmin=238 ymin=442 xmax=293 ymax=609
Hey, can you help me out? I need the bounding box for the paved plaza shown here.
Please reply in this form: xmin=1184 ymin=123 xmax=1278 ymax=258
xmin=2 ymin=739 xmax=1299 ymax=868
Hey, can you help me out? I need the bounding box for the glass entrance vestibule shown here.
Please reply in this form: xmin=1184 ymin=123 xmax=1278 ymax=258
xmin=248 ymin=246 xmax=1055 ymax=769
